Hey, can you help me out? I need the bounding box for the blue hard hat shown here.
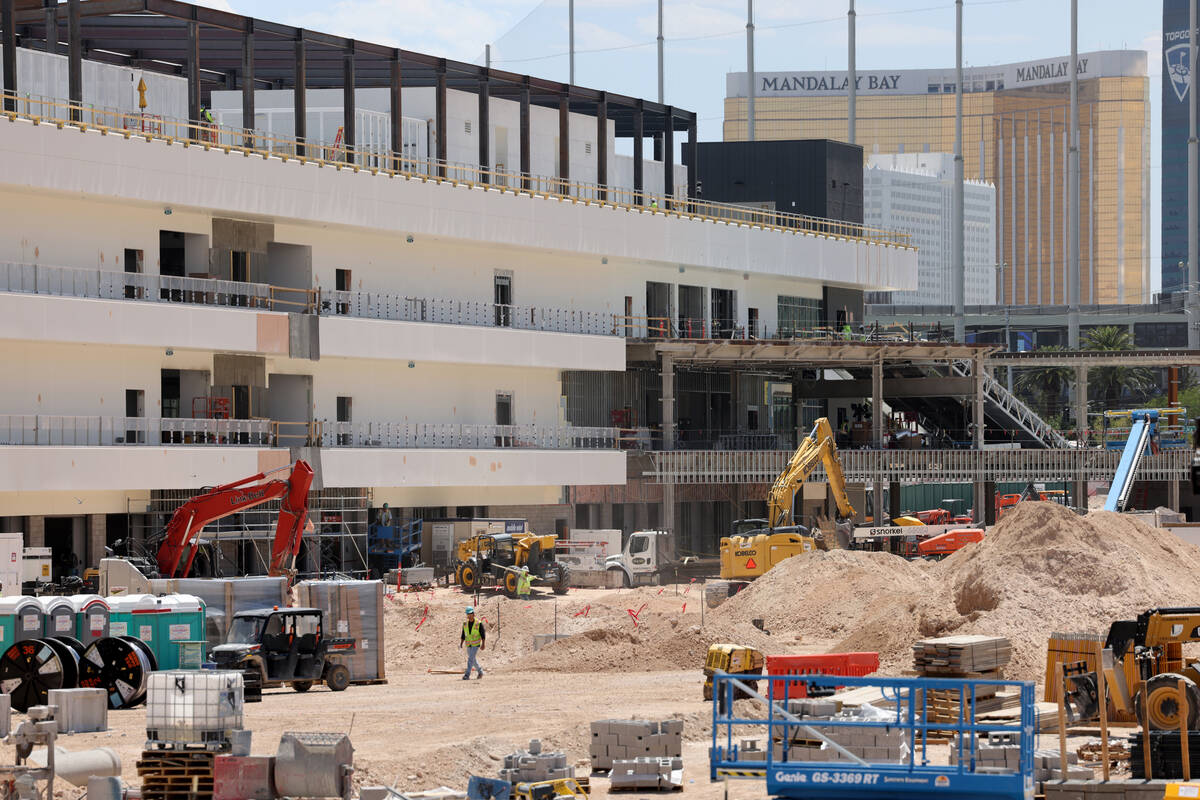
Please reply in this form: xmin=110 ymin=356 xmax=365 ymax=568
xmin=465 ymin=606 xmax=475 ymax=615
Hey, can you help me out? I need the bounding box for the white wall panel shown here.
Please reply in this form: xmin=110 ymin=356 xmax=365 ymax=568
xmin=320 ymin=448 xmax=625 ymax=490
xmin=0 ymin=119 xmax=917 ymax=294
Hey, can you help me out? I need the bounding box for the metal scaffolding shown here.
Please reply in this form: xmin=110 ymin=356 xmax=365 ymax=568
xmin=129 ymin=487 xmax=369 ymax=579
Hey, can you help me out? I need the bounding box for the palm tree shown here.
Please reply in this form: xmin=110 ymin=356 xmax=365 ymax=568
xmin=1083 ymin=326 xmax=1156 ymax=407
xmin=1013 ymin=345 xmax=1072 ymax=420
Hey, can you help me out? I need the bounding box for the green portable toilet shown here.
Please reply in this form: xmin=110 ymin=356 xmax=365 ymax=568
xmin=107 ymin=593 xmax=161 ymax=652
xmin=69 ymin=594 xmax=110 ymax=645
xmin=0 ymin=597 xmax=45 ymax=646
xmin=157 ymin=595 xmax=206 ymax=669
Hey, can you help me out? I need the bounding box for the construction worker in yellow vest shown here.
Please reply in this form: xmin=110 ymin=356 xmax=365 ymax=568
xmin=460 ymin=606 xmax=485 ymax=680
xmin=517 ymin=567 xmax=532 ymax=599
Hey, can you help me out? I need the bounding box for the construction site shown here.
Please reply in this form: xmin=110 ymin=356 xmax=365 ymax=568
xmin=2 ymin=0 xmax=1200 ymax=799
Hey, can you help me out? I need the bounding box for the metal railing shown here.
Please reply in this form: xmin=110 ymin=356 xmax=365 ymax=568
xmin=0 ymin=415 xmax=270 ymax=446
xmin=321 ymin=290 xmax=616 ymax=336
xmin=0 ymin=261 xmax=316 ymax=312
xmin=1 ymin=91 xmax=912 ymax=249
xmin=316 ymin=421 xmax=618 ymax=449
xmin=648 ymin=447 xmax=1191 ymax=484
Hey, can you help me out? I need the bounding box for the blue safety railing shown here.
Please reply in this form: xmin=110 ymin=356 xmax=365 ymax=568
xmin=709 ymin=673 xmax=1035 ymax=800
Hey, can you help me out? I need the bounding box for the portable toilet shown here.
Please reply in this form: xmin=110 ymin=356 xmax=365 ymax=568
xmin=107 ymin=593 xmax=163 ymax=655
xmin=68 ymin=595 xmax=110 ymax=644
xmin=38 ymin=596 xmax=75 ymax=640
xmin=0 ymin=596 xmax=45 ymax=646
xmin=157 ymin=595 xmax=206 ymax=670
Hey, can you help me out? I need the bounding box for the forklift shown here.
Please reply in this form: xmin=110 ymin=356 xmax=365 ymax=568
xmin=211 ymin=607 xmax=354 ymax=701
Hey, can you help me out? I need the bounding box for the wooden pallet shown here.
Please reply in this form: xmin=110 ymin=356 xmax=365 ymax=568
xmin=137 ymin=750 xmax=215 ymax=800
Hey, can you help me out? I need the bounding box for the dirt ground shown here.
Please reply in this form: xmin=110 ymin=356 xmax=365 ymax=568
xmin=52 ymin=579 xmax=1123 ymax=799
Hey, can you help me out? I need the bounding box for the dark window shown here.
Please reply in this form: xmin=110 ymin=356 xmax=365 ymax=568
xmin=494 ymin=273 xmax=512 ymax=327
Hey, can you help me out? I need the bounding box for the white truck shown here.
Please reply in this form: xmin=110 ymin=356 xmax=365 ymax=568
xmin=604 ymin=530 xmax=718 ymax=587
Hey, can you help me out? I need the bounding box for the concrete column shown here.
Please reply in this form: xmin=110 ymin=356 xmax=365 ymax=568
xmin=294 ymin=34 xmax=307 ymax=156
xmin=87 ymin=514 xmax=105 ymax=569
xmin=44 ymin=0 xmax=57 ymax=56
xmin=519 ymin=79 xmax=531 ymax=188
xmin=686 ymin=113 xmax=698 ymax=201
xmin=661 ymin=354 xmax=676 ymax=450
xmin=663 ymin=483 xmax=676 ymax=540
xmin=435 ymin=63 xmax=447 ymax=174
xmin=1 ymin=0 xmax=15 ymax=112
xmin=389 ymin=52 xmax=402 ymax=159
xmin=1074 ymin=365 xmax=1088 ymax=446
xmin=663 ymin=108 xmax=674 ymax=202
xmin=973 ymin=358 xmax=987 ymax=524
xmin=1169 ymin=479 xmax=1181 ymax=513
xmin=478 ymin=77 xmax=490 ymax=182
xmin=1074 ymin=364 xmax=1088 ymax=509
xmin=187 ymin=20 xmax=200 ymax=124
xmin=342 ymin=46 xmax=355 ymax=159
xmin=888 ymin=481 xmax=901 ymax=522
xmin=67 ymin=0 xmax=81 ymax=120
xmin=972 ymin=357 xmax=985 ymax=449
xmin=241 ymin=23 xmax=255 ymax=147
xmin=558 ymin=92 xmax=570 ymax=189
xmin=633 ymin=101 xmax=644 ymax=203
xmin=26 ymin=516 xmax=44 ymax=548
xmin=871 ymin=360 xmax=883 ymax=448
xmin=596 ymin=92 xmax=607 ymax=200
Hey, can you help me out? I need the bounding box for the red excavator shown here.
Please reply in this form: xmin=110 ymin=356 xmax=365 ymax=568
xmin=156 ymin=460 xmax=315 ymax=582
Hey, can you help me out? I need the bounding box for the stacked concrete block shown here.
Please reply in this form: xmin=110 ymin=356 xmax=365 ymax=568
xmin=1043 ymin=779 xmax=1171 ymax=800
xmin=772 ymin=702 xmax=909 ymax=765
xmin=498 ymin=739 xmax=574 ymax=783
xmin=737 ymin=740 xmax=766 ymax=762
xmin=589 ymin=720 xmax=683 ymax=771
xmin=608 ymin=757 xmax=683 ymax=791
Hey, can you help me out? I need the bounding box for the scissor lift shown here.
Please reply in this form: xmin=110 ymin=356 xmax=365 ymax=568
xmin=709 ymin=673 xmax=1036 ymax=800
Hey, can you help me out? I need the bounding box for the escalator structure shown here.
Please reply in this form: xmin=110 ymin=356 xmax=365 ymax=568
xmin=835 ymin=361 xmax=1069 ymax=450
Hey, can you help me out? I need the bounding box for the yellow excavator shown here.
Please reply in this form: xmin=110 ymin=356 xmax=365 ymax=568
xmin=718 ymin=418 xmax=857 ymax=586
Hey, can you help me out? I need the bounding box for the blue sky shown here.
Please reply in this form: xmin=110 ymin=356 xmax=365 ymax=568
xmin=204 ymin=0 xmax=1167 ymax=289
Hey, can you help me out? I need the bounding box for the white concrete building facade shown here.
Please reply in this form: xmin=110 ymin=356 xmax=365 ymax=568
xmin=864 ymin=153 xmax=997 ymax=306
xmin=0 ymin=7 xmax=915 ymax=576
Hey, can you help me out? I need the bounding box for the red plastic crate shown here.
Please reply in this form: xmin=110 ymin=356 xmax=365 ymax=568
xmin=765 ymin=652 xmax=880 ymax=700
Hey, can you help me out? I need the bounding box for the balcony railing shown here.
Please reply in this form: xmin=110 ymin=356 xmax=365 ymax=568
xmin=317 ymin=421 xmax=618 ymax=449
xmin=4 ymin=261 xmax=963 ymax=344
xmin=1 ymin=91 xmax=912 ymax=249
xmin=0 ymin=415 xmax=271 ymax=446
xmin=322 ymin=290 xmax=616 ymax=336
xmin=0 ymin=415 xmax=616 ymax=450
xmin=0 ymin=262 xmax=316 ymax=312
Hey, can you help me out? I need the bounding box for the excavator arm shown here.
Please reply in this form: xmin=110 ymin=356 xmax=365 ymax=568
xmin=766 ymin=418 xmax=857 ymax=528
xmin=156 ymin=460 xmax=315 ymax=579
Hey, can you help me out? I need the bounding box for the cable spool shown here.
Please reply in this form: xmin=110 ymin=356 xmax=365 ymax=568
xmin=0 ymin=638 xmax=77 ymax=712
xmin=79 ymin=636 xmax=157 ymax=709
xmin=52 ymin=636 xmax=87 ymax=657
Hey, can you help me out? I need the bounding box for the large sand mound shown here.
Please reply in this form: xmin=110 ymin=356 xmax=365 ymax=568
xmin=715 ymin=503 xmax=1200 ymax=681
xmin=378 ymin=504 xmax=1200 ymax=684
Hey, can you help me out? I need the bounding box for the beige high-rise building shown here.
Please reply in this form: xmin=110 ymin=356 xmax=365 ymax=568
xmin=725 ymin=51 xmax=1150 ymax=305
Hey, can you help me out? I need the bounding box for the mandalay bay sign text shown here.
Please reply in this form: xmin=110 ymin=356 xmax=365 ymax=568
xmin=727 ymin=50 xmax=1145 ymax=99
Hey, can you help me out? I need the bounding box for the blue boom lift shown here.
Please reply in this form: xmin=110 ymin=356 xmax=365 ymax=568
xmin=1103 ymin=410 xmax=1160 ymax=513
xmin=709 ymin=672 xmax=1036 ymax=800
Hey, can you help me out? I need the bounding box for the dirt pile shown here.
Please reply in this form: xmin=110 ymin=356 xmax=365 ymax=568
xmin=714 ymin=503 xmax=1200 ymax=682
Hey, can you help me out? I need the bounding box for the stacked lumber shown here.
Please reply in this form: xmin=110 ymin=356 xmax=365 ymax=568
xmin=137 ymin=750 xmax=216 ymax=800
xmin=912 ymin=635 xmax=1013 ymax=674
